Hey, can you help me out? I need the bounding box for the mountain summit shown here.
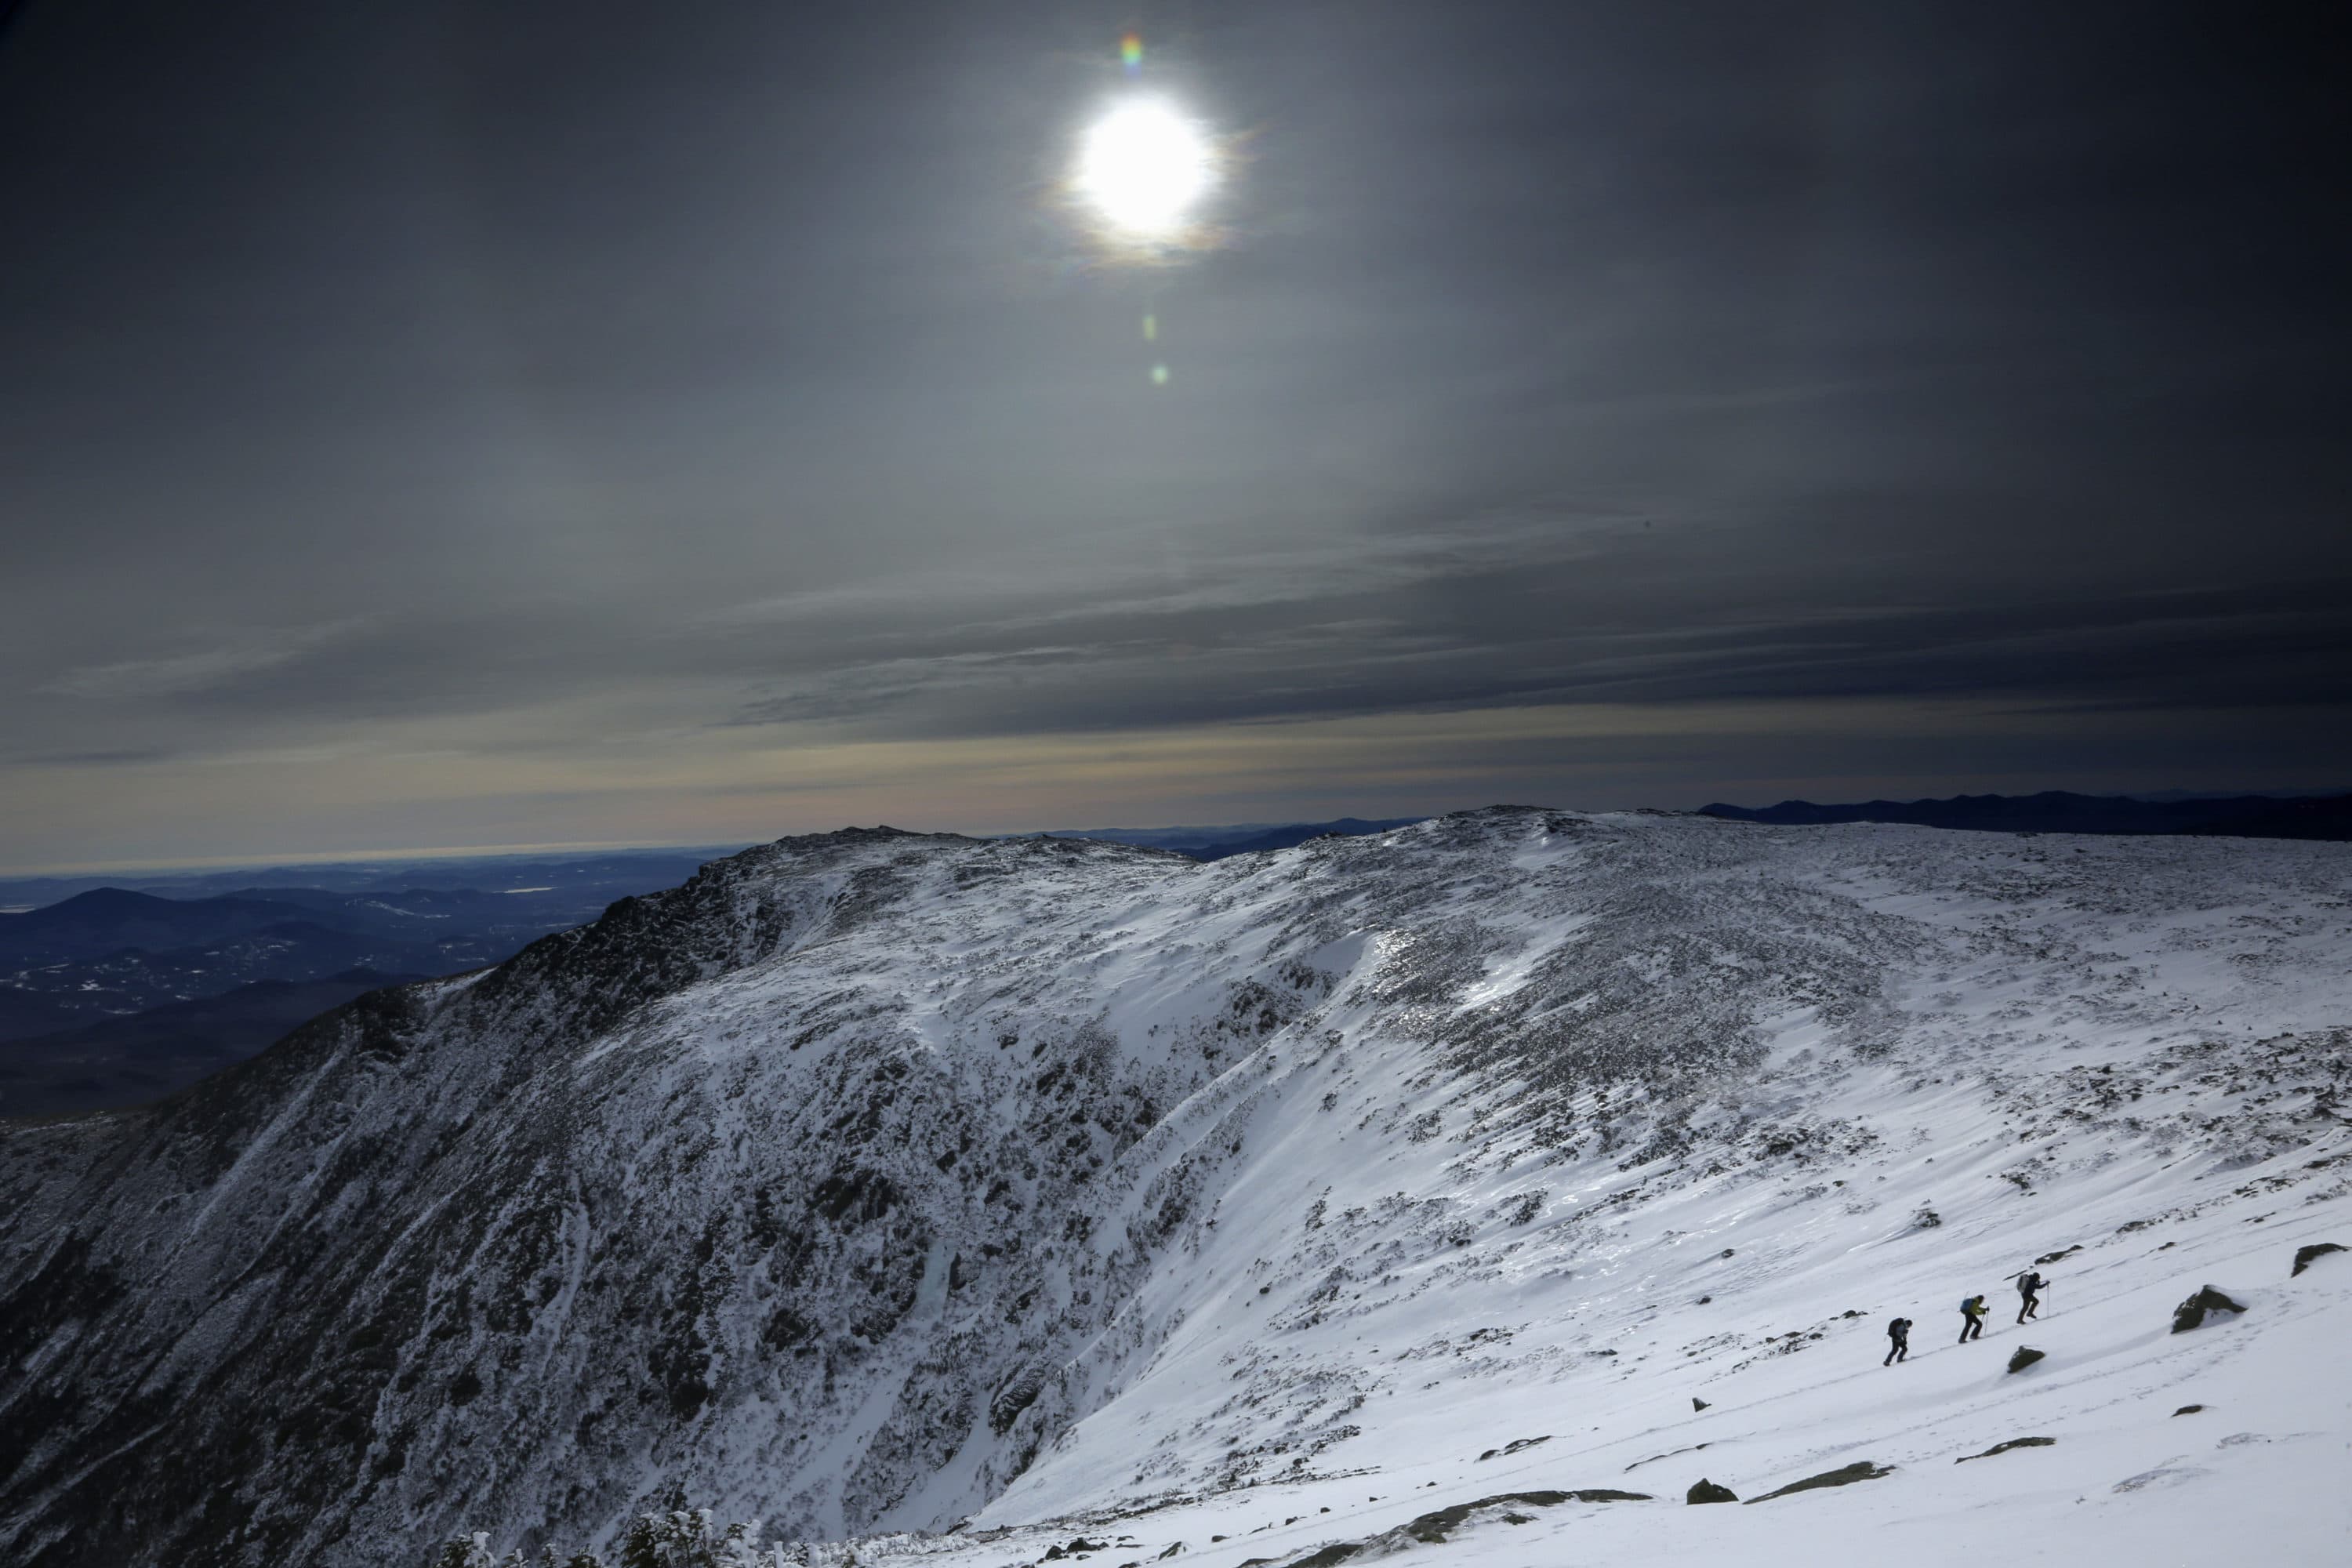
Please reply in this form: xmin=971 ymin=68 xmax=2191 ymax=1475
xmin=1 ymin=810 xmax=2344 ymax=1567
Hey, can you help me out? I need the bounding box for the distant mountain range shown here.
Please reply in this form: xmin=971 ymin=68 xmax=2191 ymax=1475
xmin=1 ymin=886 xmax=554 ymax=1025
xmin=0 ymin=848 xmax=735 ymax=1115
xmin=0 ymin=887 xmax=314 ymax=965
xmin=1042 ymin=816 xmax=1425 ymax=860
xmin=1700 ymin=789 xmax=2352 ymax=839
xmin=0 ymin=847 xmax=740 ymax=912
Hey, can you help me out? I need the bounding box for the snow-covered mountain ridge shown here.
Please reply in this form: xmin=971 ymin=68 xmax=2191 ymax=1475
xmin=2 ymin=808 xmax=2346 ymax=1566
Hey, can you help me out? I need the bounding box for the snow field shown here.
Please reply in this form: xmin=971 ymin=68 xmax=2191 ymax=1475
xmin=938 ymin=820 xmax=2352 ymax=1566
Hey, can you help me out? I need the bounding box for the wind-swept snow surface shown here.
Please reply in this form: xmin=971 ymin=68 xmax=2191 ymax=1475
xmin=1 ymin=811 xmax=2346 ymax=1566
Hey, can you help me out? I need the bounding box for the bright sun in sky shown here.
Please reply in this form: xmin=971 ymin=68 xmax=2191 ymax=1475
xmin=1074 ymin=99 xmax=1214 ymax=237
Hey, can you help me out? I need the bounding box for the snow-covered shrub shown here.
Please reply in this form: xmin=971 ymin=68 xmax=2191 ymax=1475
xmin=426 ymin=1536 xmax=499 ymax=1568
xmin=428 ymin=1510 xmax=791 ymax=1568
xmin=426 ymin=1541 xmax=603 ymax=1568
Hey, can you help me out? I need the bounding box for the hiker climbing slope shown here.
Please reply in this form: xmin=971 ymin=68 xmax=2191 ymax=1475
xmin=2016 ymin=1269 xmax=2045 ymax=1323
xmin=1883 ymin=1316 xmax=1912 ymax=1366
xmin=1959 ymin=1294 xmax=1988 ymax=1343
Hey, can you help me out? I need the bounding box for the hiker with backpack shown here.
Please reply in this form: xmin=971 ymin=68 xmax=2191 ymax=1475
xmin=2016 ymin=1269 xmax=2045 ymax=1323
xmin=1958 ymin=1294 xmax=1988 ymax=1342
xmin=1883 ymin=1316 xmax=1912 ymax=1366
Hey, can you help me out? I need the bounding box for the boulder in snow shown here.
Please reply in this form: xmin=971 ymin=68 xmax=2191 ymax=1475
xmin=2290 ymin=1242 xmax=2344 ymax=1277
xmin=1744 ymin=1461 xmax=1896 ymax=1504
xmin=2170 ymin=1284 xmax=2248 ymax=1333
xmin=1956 ymin=1436 xmax=2055 ymax=1463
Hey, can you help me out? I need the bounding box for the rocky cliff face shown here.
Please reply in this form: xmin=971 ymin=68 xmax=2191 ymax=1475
xmin=2 ymin=811 xmax=2345 ymax=1568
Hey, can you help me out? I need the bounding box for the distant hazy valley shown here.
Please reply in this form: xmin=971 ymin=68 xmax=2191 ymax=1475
xmin=0 ymin=851 xmax=729 ymax=1116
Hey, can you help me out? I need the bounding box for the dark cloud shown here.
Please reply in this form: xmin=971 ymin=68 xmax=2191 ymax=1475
xmin=2 ymin=2 xmax=2346 ymax=866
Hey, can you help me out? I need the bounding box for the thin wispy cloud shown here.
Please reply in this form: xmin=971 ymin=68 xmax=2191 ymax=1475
xmin=0 ymin=3 xmax=2343 ymax=868
xmin=42 ymin=623 xmax=357 ymax=701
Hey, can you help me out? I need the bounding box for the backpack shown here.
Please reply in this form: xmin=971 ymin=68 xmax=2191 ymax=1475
xmin=2020 ymin=1272 xmax=2040 ymax=1294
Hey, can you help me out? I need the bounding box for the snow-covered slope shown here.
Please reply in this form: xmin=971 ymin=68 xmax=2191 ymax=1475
xmin=2 ymin=810 xmax=2346 ymax=1567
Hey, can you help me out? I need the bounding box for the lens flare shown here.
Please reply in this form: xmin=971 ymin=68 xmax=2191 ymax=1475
xmin=1120 ymin=33 xmax=1143 ymax=72
xmin=1074 ymin=98 xmax=1214 ymax=238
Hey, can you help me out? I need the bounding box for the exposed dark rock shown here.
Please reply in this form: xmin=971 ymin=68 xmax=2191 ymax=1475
xmin=1625 ymin=1443 xmax=1707 ymax=1472
xmin=1692 ymin=1398 xmax=1711 ymax=1411
xmin=1283 ymin=1548 xmax=1360 ymax=1568
xmin=1399 ymin=1491 xmax=1642 ymax=1543
xmin=1276 ymin=1488 xmax=1650 ymax=1568
xmin=1744 ymin=1461 xmax=1895 ymax=1504
xmin=0 ymin=1236 xmax=122 ymax=1374
xmin=1283 ymin=1550 xmax=1359 ymax=1568
xmin=1956 ymin=1436 xmax=2056 ymax=1463
xmin=2006 ymin=1346 xmax=2046 ymax=1373
xmin=2171 ymin=1284 xmax=2249 ymax=1333
xmin=2034 ymin=1245 xmax=2083 ymax=1265
xmin=1400 ymin=1493 xmax=1561 ymax=1541
xmin=2172 ymin=1404 xmax=2205 ymax=1416
xmin=2291 ymin=1242 xmax=2345 ymax=1277
xmin=1686 ymin=1479 xmax=1738 ymax=1504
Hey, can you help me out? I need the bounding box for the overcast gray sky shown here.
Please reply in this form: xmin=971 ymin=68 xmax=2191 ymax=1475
xmin=2 ymin=2 xmax=2346 ymax=871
